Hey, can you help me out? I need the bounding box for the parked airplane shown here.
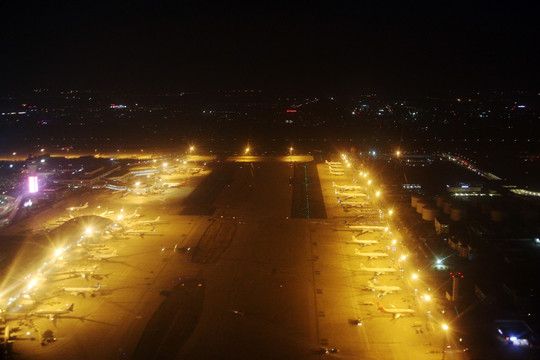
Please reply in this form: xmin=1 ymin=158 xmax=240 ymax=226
xmin=335 ymin=190 xmax=367 ymax=197
xmin=354 ymin=249 xmax=389 ymax=259
xmin=325 ymin=160 xmax=342 ymax=166
xmin=97 ymin=208 xmax=114 ymax=217
xmin=359 ymin=263 xmax=397 ymax=274
xmin=117 ymin=208 xmax=141 ymax=221
xmin=332 ymin=182 xmax=363 ymax=191
xmin=348 ymin=225 xmax=387 ymax=231
xmin=352 ymin=236 xmax=378 ymax=245
xmin=66 ymin=202 xmax=88 ymax=212
xmin=367 ymin=281 xmax=401 ymax=294
xmin=376 ymin=302 xmax=415 ymax=319
xmin=88 ymin=251 xmax=118 ymax=261
xmin=45 ymin=267 xmax=97 ymax=279
xmin=62 ymin=283 xmax=101 ymax=297
xmin=32 ymin=303 xmax=74 ymax=320
xmin=124 ymin=227 xmax=159 ymax=238
xmin=163 ymin=182 xmax=187 ymax=188
xmin=339 ymin=199 xmax=368 ymax=207
xmin=126 ymin=216 xmax=162 ymax=228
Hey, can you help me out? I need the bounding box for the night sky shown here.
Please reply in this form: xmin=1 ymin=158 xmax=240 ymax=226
xmin=2 ymin=1 xmax=539 ymax=94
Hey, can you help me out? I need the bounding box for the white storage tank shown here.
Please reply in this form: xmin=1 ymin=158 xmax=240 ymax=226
xmin=411 ymin=195 xmax=421 ymax=208
xmin=422 ymin=206 xmax=439 ymax=221
xmin=416 ymin=200 xmax=427 ymax=214
xmin=450 ymin=206 xmax=466 ymax=221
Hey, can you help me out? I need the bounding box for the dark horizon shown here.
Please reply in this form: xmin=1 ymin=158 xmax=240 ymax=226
xmin=2 ymin=1 xmax=539 ymax=94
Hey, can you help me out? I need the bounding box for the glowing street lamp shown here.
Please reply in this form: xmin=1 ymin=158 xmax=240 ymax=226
xmin=189 ymin=145 xmax=195 ymax=153
xmin=442 ymin=324 xmax=449 ymax=359
xmin=388 ymin=209 xmax=393 ymax=216
xmin=375 ymin=191 xmax=381 ymax=197
xmin=396 ymin=150 xmax=401 ymax=157
xmin=412 ymin=273 xmax=419 ymax=280
xmin=245 ymin=147 xmax=250 ymax=154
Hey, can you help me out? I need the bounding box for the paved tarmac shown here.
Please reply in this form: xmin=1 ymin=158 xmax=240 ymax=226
xmin=1 ymin=158 xmax=468 ymax=359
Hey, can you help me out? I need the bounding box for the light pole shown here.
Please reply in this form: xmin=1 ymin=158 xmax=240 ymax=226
xmin=441 ymin=323 xmax=449 ymax=360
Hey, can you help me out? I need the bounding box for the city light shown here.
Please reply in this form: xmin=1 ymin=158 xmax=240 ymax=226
xmin=245 ymin=147 xmax=250 ymax=154
xmin=412 ymin=273 xmax=418 ymax=280
xmin=27 ymin=278 xmax=38 ymax=291
xmin=28 ymin=176 xmax=38 ymax=193
xmin=442 ymin=324 xmax=449 ymax=331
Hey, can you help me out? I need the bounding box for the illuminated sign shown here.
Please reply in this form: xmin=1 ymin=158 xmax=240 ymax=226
xmin=286 ymin=109 xmax=297 ymax=113
xmin=28 ymin=176 xmax=38 ymax=193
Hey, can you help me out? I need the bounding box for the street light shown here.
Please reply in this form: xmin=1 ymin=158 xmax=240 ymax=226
xmin=189 ymin=145 xmax=195 ymax=153
xmin=442 ymin=324 xmax=449 ymax=360
xmin=245 ymin=147 xmax=250 ymax=154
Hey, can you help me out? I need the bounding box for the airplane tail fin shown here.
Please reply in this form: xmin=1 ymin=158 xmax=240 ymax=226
xmin=332 ymin=181 xmax=336 ymax=187
xmin=376 ymin=302 xmax=384 ymax=311
xmin=368 ymin=281 xmax=374 ymax=288
xmin=156 ymin=216 xmax=160 ymax=222
xmin=83 ymin=202 xmax=88 ymax=208
xmin=67 ymin=303 xmax=75 ymax=312
xmin=360 ymin=263 xmax=366 ymax=270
